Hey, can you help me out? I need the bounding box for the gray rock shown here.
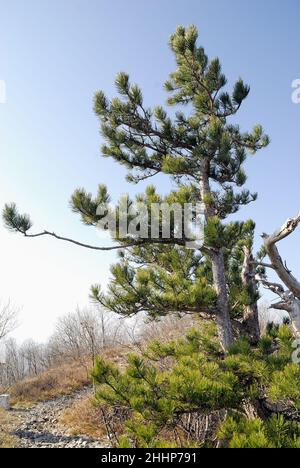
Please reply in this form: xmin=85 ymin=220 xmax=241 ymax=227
xmin=12 ymin=388 xmax=109 ymax=449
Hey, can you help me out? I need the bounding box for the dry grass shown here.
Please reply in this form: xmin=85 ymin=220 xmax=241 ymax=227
xmin=0 ymin=318 xmax=199 ymax=447
xmin=0 ymin=347 xmax=129 ymax=407
xmin=140 ymin=315 xmax=197 ymax=345
xmin=57 ymin=319 xmax=197 ymax=441
xmin=9 ymin=362 xmax=90 ymax=405
xmin=59 ymin=395 xmax=106 ymax=440
xmin=59 ymin=395 xmax=130 ymax=445
xmin=0 ymin=409 xmax=19 ymax=448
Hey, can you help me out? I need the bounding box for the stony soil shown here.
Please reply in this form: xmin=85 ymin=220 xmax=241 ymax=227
xmin=11 ymin=388 xmax=109 ymax=448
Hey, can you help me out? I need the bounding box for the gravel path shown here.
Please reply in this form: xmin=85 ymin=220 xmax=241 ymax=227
xmin=12 ymin=389 xmax=108 ymax=448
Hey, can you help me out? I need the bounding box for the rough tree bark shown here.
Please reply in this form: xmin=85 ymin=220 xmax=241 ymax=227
xmin=200 ymin=161 xmax=234 ymax=351
xmin=262 ymin=213 xmax=300 ymax=337
xmin=210 ymin=250 xmax=234 ymax=350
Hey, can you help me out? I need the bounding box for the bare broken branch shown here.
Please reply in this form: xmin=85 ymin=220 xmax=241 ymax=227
xmin=255 ymin=275 xmax=285 ymax=298
xmin=260 ymin=213 xmax=300 ymax=336
xmin=23 ymin=230 xmax=186 ymax=251
xmin=262 ymin=213 xmax=300 ymax=301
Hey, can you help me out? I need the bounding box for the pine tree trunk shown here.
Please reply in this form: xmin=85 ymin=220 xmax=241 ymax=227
xmin=210 ymin=250 xmax=234 ymax=351
xmin=200 ymin=161 xmax=234 ymax=351
xmin=242 ymin=302 xmax=260 ymax=345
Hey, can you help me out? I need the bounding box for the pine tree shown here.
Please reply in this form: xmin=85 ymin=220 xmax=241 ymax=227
xmin=2 ymin=25 xmax=269 ymax=351
xmin=92 ymin=324 xmax=300 ymax=448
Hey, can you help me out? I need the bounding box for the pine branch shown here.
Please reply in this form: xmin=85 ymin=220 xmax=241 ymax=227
xmin=23 ymin=230 xmax=186 ymax=251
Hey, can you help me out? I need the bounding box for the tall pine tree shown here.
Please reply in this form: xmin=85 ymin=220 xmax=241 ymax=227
xmin=3 ymin=26 xmax=269 ymax=350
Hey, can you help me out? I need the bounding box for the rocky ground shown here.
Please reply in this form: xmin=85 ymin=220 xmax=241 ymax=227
xmin=10 ymin=389 xmax=109 ymax=448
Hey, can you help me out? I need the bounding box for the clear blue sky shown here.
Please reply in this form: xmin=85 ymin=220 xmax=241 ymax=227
xmin=1 ymin=0 xmax=300 ymax=342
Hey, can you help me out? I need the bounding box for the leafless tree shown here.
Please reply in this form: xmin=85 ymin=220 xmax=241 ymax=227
xmin=257 ymin=213 xmax=300 ymax=336
xmin=0 ymin=306 xmax=131 ymax=388
xmin=51 ymin=307 xmax=124 ymax=367
xmin=1 ymin=338 xmax=24 ymax=385
xmin=0 ymin=300 xmax=18 ymax=341
xmin=19 ymin=340 xmax=45 ymax=376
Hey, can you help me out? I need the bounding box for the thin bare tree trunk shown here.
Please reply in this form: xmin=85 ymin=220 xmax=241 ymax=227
xmin=289 ymin=300 xmax=300 ymax=337
xmin=262 ymin=213 xmax=300 ymax=336
xmin=271 ymin=296 xmax=300 ymax=338
xmin=263 ymin=214 xmax=300 ymax=298
xmin=241 ymin=246 xmax=260 ymax=344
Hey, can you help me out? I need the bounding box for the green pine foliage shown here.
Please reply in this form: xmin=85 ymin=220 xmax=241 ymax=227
xmin=93 ymin=324 xmax=300 ymax=448
xmin=218 ymin=415 xmax=300 ymax=449
xmin=93 ymin=24 xmax=268 ymax=194
xmin=90 ymin=217 xmax=258 ymax=323
xmin=2 ymin=203 xmax=32 ymax=234
xmin=269 ymin=365 xmax=300 ymax=410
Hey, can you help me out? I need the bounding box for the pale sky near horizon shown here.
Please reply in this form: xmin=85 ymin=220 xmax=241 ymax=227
xmin=1 ymin=0 xmax=300 ymax=343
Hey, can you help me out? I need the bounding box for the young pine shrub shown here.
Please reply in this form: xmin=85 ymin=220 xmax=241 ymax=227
xmin=92 ymin=324 xmax=300 ymax=448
